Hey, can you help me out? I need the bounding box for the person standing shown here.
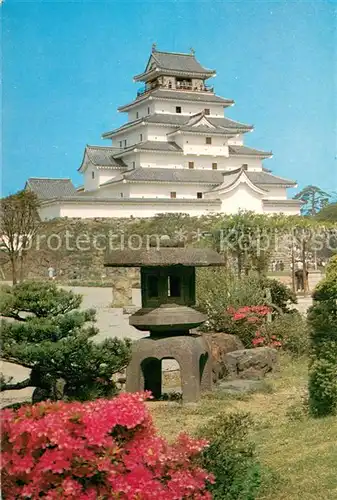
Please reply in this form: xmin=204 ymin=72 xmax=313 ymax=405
xmin=48 ymin=266 xmax=55 ymax=280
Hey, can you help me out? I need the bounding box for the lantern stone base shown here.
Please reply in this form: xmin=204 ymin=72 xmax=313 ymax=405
xmin=125 ymin=334 xmax=212 ymax=403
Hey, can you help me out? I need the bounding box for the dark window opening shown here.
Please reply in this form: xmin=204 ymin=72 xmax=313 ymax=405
xmin=136 ymin=111 xmax=139 ymax=119
xmin=206 ymin=137 xmax=212 ymax=145
xmin=91 ymin=171 xmax=95 ymax=179
xmin=212 ymin=163 xmax=217 ymax=170
xmin=120 ymin=192 xmax=124 ymax=198
xmin=148 ymin=275 xmax=159 ymax=298
xmin=119 ymin=141 xmax=123 ymax=148
xmin=168 ymin=275 xmax=181 ymax=297
xmin=140 ymin=134 xmax=143 ymax=142
xmin=170 ymin=191 xmax=176 ymax=199
xmin=124 ymin=139 xmax=127 ymax=147
xmin=188 ymin=162 xmax=194 ymax=169
xmin=147 ymin=107 xmax=150 ymax=114
xmin=176 ymin=106 xmax=182 ymax=114
xmin=197 ymin=192 xmax=203 ymax=199
xmin=204 ymin=108 xmax=210 ymax=115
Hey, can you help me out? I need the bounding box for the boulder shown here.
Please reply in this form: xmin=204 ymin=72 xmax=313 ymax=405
xmin=111 ymin=275 xmax=133 ymax=307
xmin=223 ymin=347 xmax=278 ymax=380
xmin=204 ymin=332 xmax=244 ymax=382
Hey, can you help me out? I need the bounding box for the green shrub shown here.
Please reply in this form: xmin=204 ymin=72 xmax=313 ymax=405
xmin=197 ymin=269 xmax=266 ymax=332
xmin=264 ymin=312 xmax=309 ymax=357
xmin=196 ymin=411 xmax=262 ymax=500
xmin=308 ymin=272 xmax=337 ymax=417
xmin=0 ymin=281 xmax=132 ymax=402
xmin=259 ymin=277 xmax=297 ymax=313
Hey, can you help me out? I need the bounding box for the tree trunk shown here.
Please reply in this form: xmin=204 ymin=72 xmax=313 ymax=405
xmin=10 ymin=255 xmax=18 ymax=285
xmin=302 ymin=241 xmax=308 ymax=296
xmin=291 ymin=244 xmax=296 ymax=293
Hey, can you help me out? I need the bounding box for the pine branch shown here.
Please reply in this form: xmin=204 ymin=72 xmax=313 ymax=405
xmin=0 ymin=377 xmax=32 ymax=392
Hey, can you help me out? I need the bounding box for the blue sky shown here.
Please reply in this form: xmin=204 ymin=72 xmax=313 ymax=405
xmin=2 ymin=0 xmax=337 ymax=196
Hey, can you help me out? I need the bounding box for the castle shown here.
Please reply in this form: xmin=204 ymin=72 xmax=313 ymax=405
xmin=26 ymin=46 xmax=302 ymax=219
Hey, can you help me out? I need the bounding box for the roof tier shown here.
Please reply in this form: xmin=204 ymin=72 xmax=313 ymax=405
xmin=102 ymin=113 xmax=253 ymax=139
xmin=118 ymin=88 xmax=234 ymax=112
xmin=26 ymin=178 xmax=77 ymax=200
xmin=134 ymin=49 xmax=216 ymax=82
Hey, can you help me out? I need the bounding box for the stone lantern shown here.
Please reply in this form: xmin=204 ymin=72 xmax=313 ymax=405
xmin=104 ymin=238 xmax=226 ymax=402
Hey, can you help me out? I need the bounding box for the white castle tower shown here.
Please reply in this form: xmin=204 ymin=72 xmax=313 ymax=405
xmin=27 ymin=46 xmax=302 ymax=219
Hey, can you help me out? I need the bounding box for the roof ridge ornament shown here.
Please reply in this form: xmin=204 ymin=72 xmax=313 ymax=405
xmin=152 ymin=43 xmax=157 ymax=53
xmin=190 ymin=47 xmax=195 ymax=56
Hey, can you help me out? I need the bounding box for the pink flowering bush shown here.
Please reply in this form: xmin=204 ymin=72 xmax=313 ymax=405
xmin=1 ymin=392 xmax=213 ymax=499
xmin=226 ymin=305 xmax=280 ymax=348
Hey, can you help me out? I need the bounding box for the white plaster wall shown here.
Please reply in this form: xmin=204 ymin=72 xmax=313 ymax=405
xmin=263 ymin=187 xmax=288 ymax=200
xmin=205 ymin=181 xmax=264 ymax=214
xmin=227 ymin=135 xmax=244 ymax=146
xmin=57 ymin=201 xmax=220 ymax=218
xmin=39 ymin=204 xmax=62 ymax=220
xmin=83 ymin=168 xmax=100 ymax=191
xmin=138 ymin=152 xmax=233 ymax=170
xmin=218 ymin=184 xmax=264 ymax=214
xmin=263 ymin=204 xmax=300 ymax=215
xmin=152 ymin=99 xmax=224 ymax=117
xmin=128 ymin=102 xmax=153 ymax=122
xmin=146 ymin=126 xmax=173 ymax=141
xmin=95 ymin=183 xmax=130 ymax=199
xmin=225 ymin=157 xmax=263 ymax=171
xmin=128 ymin=182 xmax=208 ymax=199
xmin=113 ymin=127 xmax=146 ymax=148
xmin=175 ymin=134 xmax=229 ymax=156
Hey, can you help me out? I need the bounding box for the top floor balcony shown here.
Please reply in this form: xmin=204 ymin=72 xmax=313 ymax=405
xmin=137 ymin=81 xmax=214 ymax=98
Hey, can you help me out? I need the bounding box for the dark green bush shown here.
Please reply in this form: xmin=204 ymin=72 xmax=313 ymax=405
xmin=264 ymin=312 xmax=309 ymax=357
xmin=197 ymin=411 xmax=262 ymax=499
xmin=308 ymin=272 xmax=337 ymax=417
xmin=259 ymin=277 xmax=297 ymax=313
xmin=0 ymin=281 xmax=132 ymax=402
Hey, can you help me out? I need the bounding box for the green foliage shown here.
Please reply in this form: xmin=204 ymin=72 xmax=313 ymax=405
xmin=197 ymin=411 xmax=262 ymax=500
xmin=316 ymin=201 xmax=337 ymax=222
xmin=308 ymin=269 xmax=337 ymax=417
xmin=196 ymin=268 xmax=266 ymax=333
xmin=294 ymin=185 xmax=331 ymax=216
xmin=259 ymin=277 xmax=297 ymax=313
xmin=0 ymin=281 xmax=132 ymax=402
xmin=264 ymin=313 xmax=309 ymax=357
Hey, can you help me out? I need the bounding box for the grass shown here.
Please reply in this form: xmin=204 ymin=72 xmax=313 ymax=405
xmin=149 ymin=354 xmax=337 ymax=500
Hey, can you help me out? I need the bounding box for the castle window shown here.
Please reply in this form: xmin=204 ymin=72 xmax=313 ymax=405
xmin=147 ymin=107 xmax=150 ymax=114
xmin=119 ymin=141 xmax=123 ymax=148
xmin=120 ymin=192 xmax=124 ymax=198
xmin=204 ymin=108 xmax=210 ymax=115
xmin=140 ymin=133 xmax=143 ymax=142
xmin=176 ymin=106 xmax=182 ymax=114
xmin=136 ymin=111 xmax=139 ymax=119
xmin=197 ymin=192 xmax=203 ymax=199
xmin=170 ymin=191 xmax=177 ymax=199
xmin=188 ymin=161 xmax=194 ymax=169
xmin=124 ymin=139 xmax=127 ymax=147
xmin=206 ymin=137 xmax=212 ymax=145
xmin=132 ymin=161 xmax=136 ymax=168
xmin=212 ymin=162 xmax=217 ymax=170
xmin=91 ymin=171 xmax=95 ymax=179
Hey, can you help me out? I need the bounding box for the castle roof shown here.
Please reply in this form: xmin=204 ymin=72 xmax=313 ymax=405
xmin=26 ymin=178 xmax=77 ymax=200
xmin=228 ymin=145 xmax=272 ymax=158
xmin=118 ymin=88 xmax=234 ymax=112
xmin=78 ymin=145 xmax=128 ymax=172
xmin=99 ymin=167 xmax=297 ymax=188
xmin=134 ymin=49 xmax=216 ymax=82
xmin=102 ymin=113 xmax=253 ymax=138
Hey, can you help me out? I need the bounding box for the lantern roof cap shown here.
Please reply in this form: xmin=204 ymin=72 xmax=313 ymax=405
xmin=104 ymin=246 xmax=226 ymax=267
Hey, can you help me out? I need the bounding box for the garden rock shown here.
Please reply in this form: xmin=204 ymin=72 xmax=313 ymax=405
xmin=204 ymin=332 xmax=244 ymax=382
xmin=223 ymin=347 xmax=278 ymax=380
